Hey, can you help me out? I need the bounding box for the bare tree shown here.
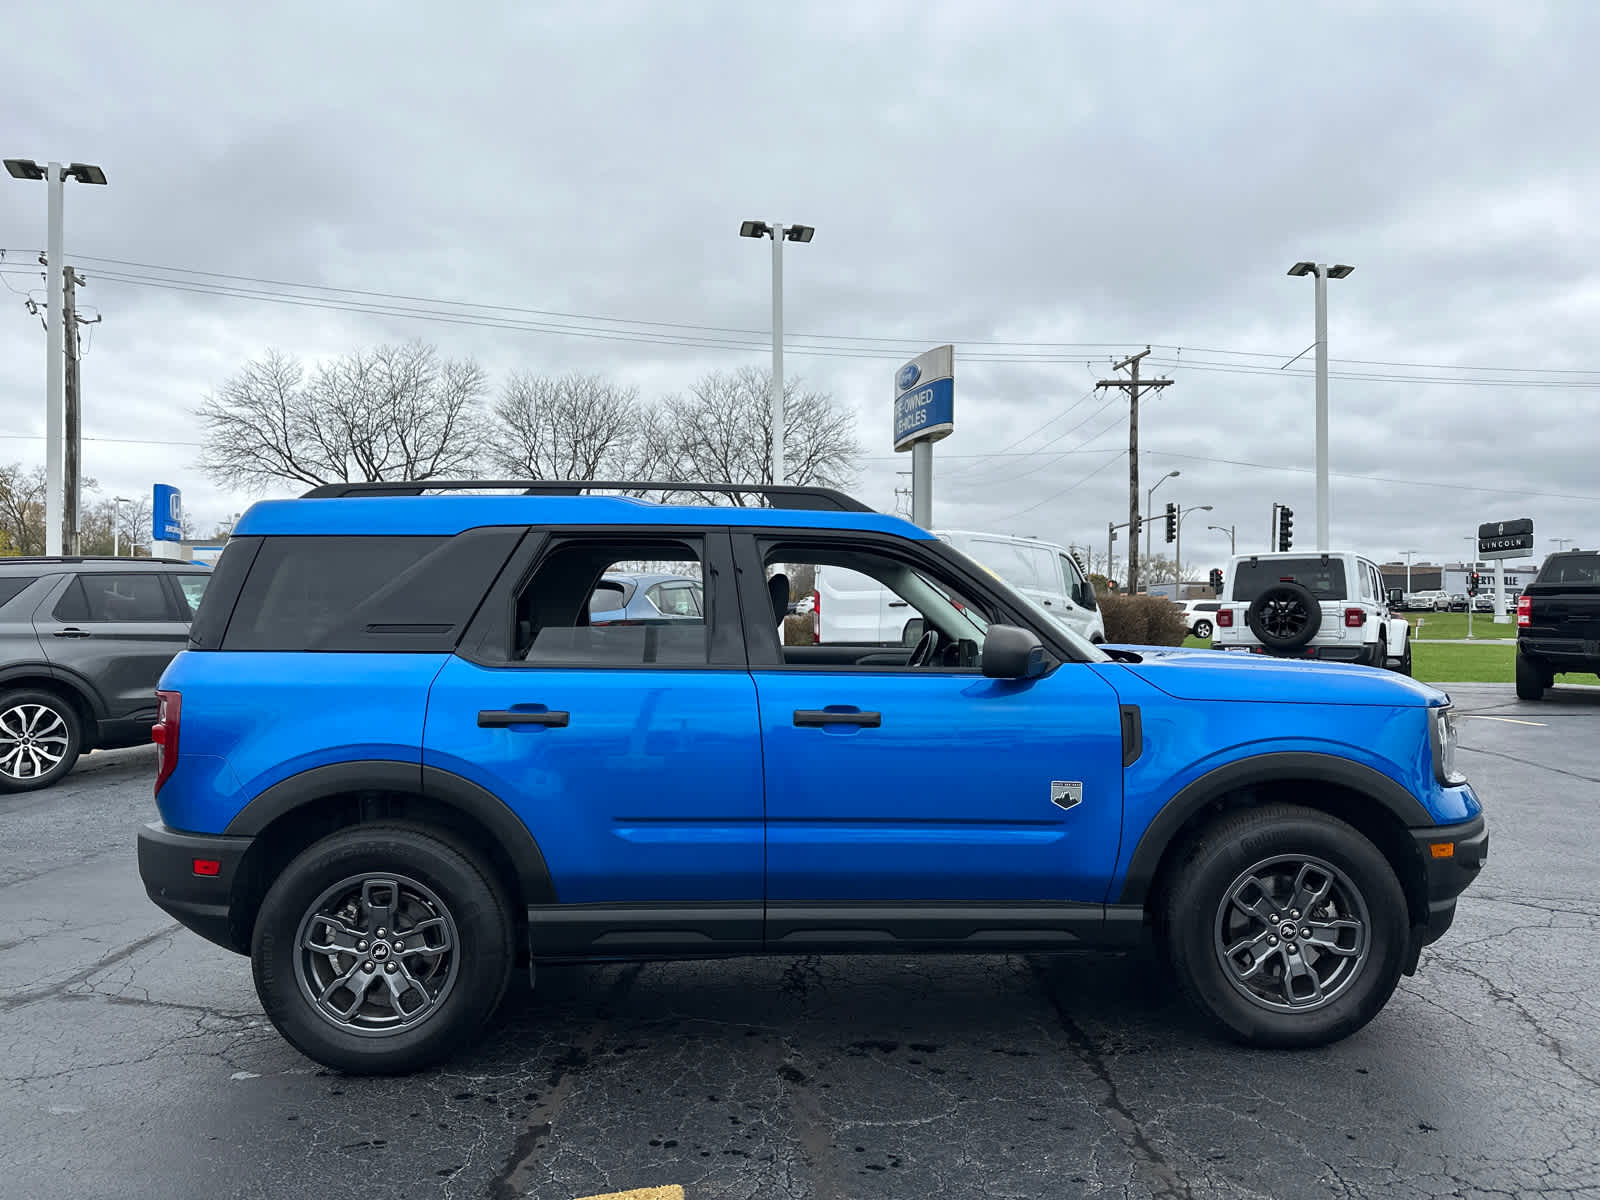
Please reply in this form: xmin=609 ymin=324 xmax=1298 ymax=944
xmin=489 ymin=373 xmax=647 ymax=480
xmin=651 ymin=367 xmax=861 ymax=504
xmin=197 ymin=342 xmax=487 ymax=491
xmin=0 ymin=463 xmax=46 ymax=556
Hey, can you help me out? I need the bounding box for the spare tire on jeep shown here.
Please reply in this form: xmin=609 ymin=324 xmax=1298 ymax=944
xmin=1247 ymin=581 xmax=1322 ymax=651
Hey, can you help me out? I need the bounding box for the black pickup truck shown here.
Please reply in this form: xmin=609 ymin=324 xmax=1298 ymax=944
xmin=1516 ymin=550 xmax=1600 ymax=699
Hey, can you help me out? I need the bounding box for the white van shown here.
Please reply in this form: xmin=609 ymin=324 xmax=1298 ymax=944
xmin=814 ymin=529 xmax=1105 ymax=645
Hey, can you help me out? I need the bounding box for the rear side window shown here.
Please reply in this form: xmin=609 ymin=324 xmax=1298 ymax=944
xmin=221 ymin=529 xmax=523 ymax=651
xmin=55 ymin=573 xmax=175 ymax=622
xmin=1232 ymin=558 xmax=1348 ymax=603
xmin=175 ymin=574 xmax=210 ymax=617
xmin=0 ymin=577 xmax=37 ymax=607
xmin=1537 ymin=553 xmax=1600 ymax=585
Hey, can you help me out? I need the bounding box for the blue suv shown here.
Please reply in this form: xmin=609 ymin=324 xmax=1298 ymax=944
xmin=137 ymin=481 xmax=1487 ymax=1074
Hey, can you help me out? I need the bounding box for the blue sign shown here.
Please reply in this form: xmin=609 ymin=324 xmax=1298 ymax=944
xmin=893 ymin=345 xmax=955 ymax=452
xmin=153 ymin=484 xmax=183 ymax=542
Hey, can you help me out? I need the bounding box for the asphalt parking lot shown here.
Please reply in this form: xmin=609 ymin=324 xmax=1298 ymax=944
xmin=2 ymin=682 xmax=1597 ymax=1200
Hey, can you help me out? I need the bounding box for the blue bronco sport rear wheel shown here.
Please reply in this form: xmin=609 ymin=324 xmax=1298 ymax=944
xmin=251 ymin=824 xmax=514 ymax=1074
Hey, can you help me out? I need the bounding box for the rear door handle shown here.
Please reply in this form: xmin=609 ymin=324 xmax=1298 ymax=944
xmin=887 ymin=600 xmax=908 ymax=608
xmin=477 ymin=709 xmax=570 ymax=728
xmin=53 ymin=627 xmax=91 ymax=639
xmin=793 ymin=709 xmax=881 ymax=728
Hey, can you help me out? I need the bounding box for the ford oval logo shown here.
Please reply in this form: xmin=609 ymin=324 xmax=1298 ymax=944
xmin=896 ymin=363 xmax=921 ymax=393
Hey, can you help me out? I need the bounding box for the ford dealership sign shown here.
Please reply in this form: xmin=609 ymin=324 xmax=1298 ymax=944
xmin=893 ymin=345 xmax=954 ymax=452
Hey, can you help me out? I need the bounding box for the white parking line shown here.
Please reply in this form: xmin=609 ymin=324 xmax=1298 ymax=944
xmin=1458 ymin=715 xmax=1547 ymax=727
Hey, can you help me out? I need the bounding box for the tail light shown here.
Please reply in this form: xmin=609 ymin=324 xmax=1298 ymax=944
xmin=152 ymin=689 xmax=181 ymax=795
xmin=1216 ymin=609 xmax=1233 ymax=628
xmin=812 ymin=589 xmax=821 ymax=644
xmin=1344 ymin=607 xmax=1367 ymax=628
xmin=1517 ymin=595 xmax=1532 ymax=627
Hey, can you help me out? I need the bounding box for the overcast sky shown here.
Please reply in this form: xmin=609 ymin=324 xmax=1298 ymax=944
xmin=3 ymin=0 xmax=1596 ymax=573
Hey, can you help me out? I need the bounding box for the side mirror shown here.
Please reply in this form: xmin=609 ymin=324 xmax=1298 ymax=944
xmin=1076 ymin=580 xmax=1098 ymax=611
xmin=900 ymin=617 xmax=925 ymax=647
xmin=1387 ymin=589 xmax=1404 ymax=607
xmin=982 ymin=624 xmax=1049 ymax=679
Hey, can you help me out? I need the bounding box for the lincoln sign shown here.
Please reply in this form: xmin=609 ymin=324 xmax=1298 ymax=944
xmin=1477 ymin=518 xmax=1534 ymax=560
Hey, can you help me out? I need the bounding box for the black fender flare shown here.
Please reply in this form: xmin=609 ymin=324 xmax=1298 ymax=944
xmin=0 ymin=661 xmax=108 ymax=718
xmin=223 ymin=759 xmax=556 ymax=904
xmin=1116 ymin=752 xmax=1433 ymax=906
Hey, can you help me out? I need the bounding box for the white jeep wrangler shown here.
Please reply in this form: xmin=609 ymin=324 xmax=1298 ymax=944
xmin=1210 ymin=551 xmax=1412 ymax=674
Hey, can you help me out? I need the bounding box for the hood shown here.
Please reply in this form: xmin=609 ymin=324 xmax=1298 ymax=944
xmin=1101 ymin=645 xmax=1448 ymax=707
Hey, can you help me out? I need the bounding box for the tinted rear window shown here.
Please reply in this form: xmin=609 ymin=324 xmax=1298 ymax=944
xmin=221 ymin=529 xmax=522 ymax=651
xmin=0 ymin=577 xmax=37 ymax=607
xmin=1537 ymin=554 xmax=1600 ymax=585
xmin=1232 ymin=558 xmax=1348 ymax=602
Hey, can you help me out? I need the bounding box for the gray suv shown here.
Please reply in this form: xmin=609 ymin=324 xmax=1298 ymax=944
xmin=0 ymin=557 xmax=209 ymax=791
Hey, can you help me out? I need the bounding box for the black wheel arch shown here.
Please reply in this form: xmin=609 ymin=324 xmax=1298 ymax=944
xmin=0 ymin=666 xmax=104 ymax=747
xmin=221 ymin=760 xmax=555 ymax=954
xmin=1120 ymin=753 xmax=1433 ymax=935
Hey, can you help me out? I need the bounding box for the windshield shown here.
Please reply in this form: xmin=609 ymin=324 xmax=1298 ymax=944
xmin=941 ymin=543 xmax=1110 ymax=663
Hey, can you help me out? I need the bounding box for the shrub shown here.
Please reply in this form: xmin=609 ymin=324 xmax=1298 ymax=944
xmin=1097 ymin=593 xmax=1188 ymax=646
xmin=782 ymin=614 xmax=815 ymax=646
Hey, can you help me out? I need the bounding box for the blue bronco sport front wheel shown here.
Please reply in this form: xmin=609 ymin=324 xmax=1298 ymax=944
xmin=251 ymin=824 xmax=515 ymax=1074
xmin=1164 ymin=804 xmax=1409 ymax=1048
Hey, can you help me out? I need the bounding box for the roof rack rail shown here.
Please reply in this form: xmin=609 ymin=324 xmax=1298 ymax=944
xmin=298 ymin=480 xmax=875 ymax=513
xmin=0 ymin=555 xmax=169 ymax=565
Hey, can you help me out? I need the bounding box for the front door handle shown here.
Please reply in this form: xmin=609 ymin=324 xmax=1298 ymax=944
xmin=793 ymin=709 xmax=881 ymax=728
xmin=887 ymin=600 xmax=908 ymax=608
xmin=478 ymin=709 xmax=570 ymax=728
xmin=53 ymin=627 xmax=91 ymax=639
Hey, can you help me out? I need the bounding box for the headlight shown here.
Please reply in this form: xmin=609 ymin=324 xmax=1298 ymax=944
xmin=1430 ymin=706 xmax=1467 ymax=787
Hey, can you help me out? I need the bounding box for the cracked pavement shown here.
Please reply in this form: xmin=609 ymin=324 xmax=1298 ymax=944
xmin=2 ymin=683 xmax=1597 ymax=1200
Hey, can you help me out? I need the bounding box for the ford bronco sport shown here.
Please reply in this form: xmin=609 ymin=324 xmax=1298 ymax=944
xmin=137 ymin=482 xmax=1486 ymax=1074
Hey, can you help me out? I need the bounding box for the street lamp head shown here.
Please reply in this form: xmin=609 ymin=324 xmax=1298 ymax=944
xmin=1166 ymin=469 xmax=1180 ymax=479
xmin=1287 ymin=261 xmax=1316 ymax=277
xmin=1198 ymin=505 xmax=1214 ymax=512
xmin=784 ymin=224 xmax=815 ymax=243
xmin=738 ymin=220 xmax=772 ymax=239
xmin=65 ymin=162 xmax=107 ymax=185
xmin=1326 ymin=264 xmax=1354 ymax=279
xmin=4 ymin=158 xmax=46 ymax=181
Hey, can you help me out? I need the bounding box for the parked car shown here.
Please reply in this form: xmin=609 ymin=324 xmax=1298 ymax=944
xmin=1515 ymin=549 xmax=1600 ymax=699
xmin=1448 ymin=594 xmax=1470 ymax=612
xmin=138 ymin=480 xmax=1484 ymax=1074
xmin=0 ymin=556 xmax=210 ymax=792
xmin=1209 ymin=551 xmax=1412 ymax=673
xmin=1432 ymin=593 xmax=1454 ymax=611
xmin=588 ymin=571 xmax=703 ymax=623
xmin=1472 ymin=594 xmax=1494 ymax=613
xmin=816 ymin=529 xmax=1105 ymax=646
xmin=1179 ymin=599 xmax=1224 ymax=639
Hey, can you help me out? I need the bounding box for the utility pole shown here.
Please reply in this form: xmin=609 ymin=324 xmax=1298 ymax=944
xmin=1098 ymin=348 xmax=1172 ymax=594
xmin=62 ymin=265 xmax=88 ymax=554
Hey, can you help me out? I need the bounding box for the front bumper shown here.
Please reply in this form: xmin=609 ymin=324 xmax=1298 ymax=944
xmin=1409 ymin=812 xmax=1488 ymax=946
xmin=136 ymin=822 xmax=254 ymax=953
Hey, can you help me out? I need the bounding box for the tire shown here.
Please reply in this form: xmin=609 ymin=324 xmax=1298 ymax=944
xmin=1246 ymin=582 xmax=1322 ymax=651
xmin=1515 ymin=653 xmax=1546 ymax=701
xmin=1163 ymin=804 xmax=1408 ymax=1048
xmin=0 ymin=688 xmax=83 ymax=793
xmin=1393 ymin=639 xmax=1412 ymax=676
xmin=1194 ymin=620 xmax=1213 ymax=640
xmin=252 ymin=823 xmax=515 ymax=1075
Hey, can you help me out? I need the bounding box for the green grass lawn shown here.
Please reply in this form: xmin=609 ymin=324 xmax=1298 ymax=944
xmin=1176 ymin=635 xmax=1515 ymax=683
xmin=1399 ymin=611 xmax=1516 ymax=641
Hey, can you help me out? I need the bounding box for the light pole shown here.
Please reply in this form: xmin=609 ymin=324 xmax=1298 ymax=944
xmin=1287 ymin=261 xmax=1353 ymax=553
xmin=1207 ymin=523 xmax=1236 ymax=555
xmin=5 ymin=158 xmax=107 ymax=556
xmin=739 ymin=220 xmax=813 ymax=489
xmin=1146 ymin=469 xmax=1180 ymax=559
xmin=112 ymin=495 xmax=132 ymax=557
xmin=1400 ymin=549 xmax=1419 ymax=595
xmin=1175 ymin=504 xmax=1213 ymax=597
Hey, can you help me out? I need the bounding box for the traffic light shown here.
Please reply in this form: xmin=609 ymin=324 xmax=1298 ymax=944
xmin=1164 ymin=502 xmax=1178 ymax=544
xmin=1209 ymin=567 xmax=1224 ymax=594
xmin=1277 ymin=506 xmax=1294 ymax=552
xmin=1467 ymin=572 xmax=1480 ymax=596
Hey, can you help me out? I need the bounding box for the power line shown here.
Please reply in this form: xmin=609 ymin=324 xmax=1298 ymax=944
xmin=8 ymin=249 xmax=1599 ymax=381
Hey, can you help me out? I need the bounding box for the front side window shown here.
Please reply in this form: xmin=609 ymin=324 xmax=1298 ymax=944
xmin=55 ymin=573 xmax=174 ymax=623
xmin=519 ymin=540 xmax=707 ymax=666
